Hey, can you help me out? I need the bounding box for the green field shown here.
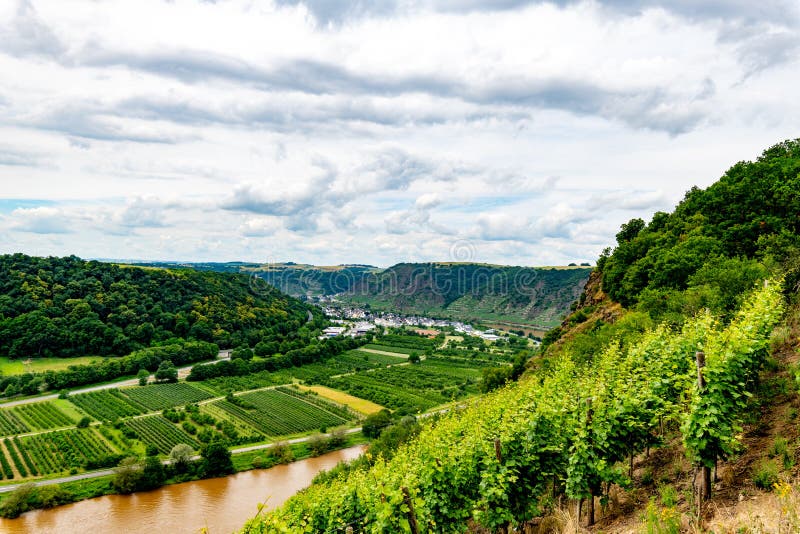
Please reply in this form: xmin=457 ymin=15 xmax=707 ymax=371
xmin=0 ymin=356 xmax=109 ymax=376
xmin=213 ymin=389 xmax=350 ymax=437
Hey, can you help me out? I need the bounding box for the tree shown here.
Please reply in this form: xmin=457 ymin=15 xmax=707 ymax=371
xmin=408 ymin=352 xmax=421 ymax=364
xmin=112 ymin=457 xmax=144 ymax=494
xmin=200 ymin=440 xmax=234 ymax=477
xmin=169 ymin=443 xmax=194 ymax=473
xmin=137 ymin=368 xmax=149 ymax=386
xmin=362 ymin=410 xmax=393 ymax=438
xmin=140 ymin=455 xmax=165 ymax=490
xmin=76 ymin=416 xmax=91 ymax=428
xmin=154 ymin=360 xmax=178 ymax=383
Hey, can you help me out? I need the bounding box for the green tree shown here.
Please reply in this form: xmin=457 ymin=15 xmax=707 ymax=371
xmin=111 ymin=457 xmax=144 ymax=494
xmin=154 ymin=360 xmax=178 ymax=383
xmin=137 ymin=368 xmax=149 ymax=386
xmin=169 ymin=443 xmax=194 ymax=473
xmin=200 ymin=441 xmax=233 ymax=477
xmin=362 ymin=410 xmax=392 ymax=439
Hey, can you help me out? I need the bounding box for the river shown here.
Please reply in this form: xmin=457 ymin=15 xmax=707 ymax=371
xmin=0 ymin=445 xmax=366 ymax=534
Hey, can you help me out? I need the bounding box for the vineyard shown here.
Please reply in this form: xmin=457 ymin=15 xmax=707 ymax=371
xmin=246 ymin=282 xmax=784 ymax=532
xmin=0 ymin=410 xmax=29 ymax=436
xmin=121 ymin=383 xmax=213 ymax=411
xmin=68 ymin=389 xmax=147 ymax=420
xmin=11 ymin=402 xmax=76 ymax=431
xmin=321 ymin=360 xmax=485 ymax=414
xmin=16 ymin=428 xmax=118 ymax=475
xmin=213 ymin=389 xmax=349 ymax=436
xmin=124 ymin=415 xmax=199 ymax=454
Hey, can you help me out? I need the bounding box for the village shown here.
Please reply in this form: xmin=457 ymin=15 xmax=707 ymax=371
xmin=318 ymin=302 xmax=507 ymax=342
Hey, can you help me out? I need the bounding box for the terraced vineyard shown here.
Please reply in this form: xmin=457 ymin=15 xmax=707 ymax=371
xmin=213 ymin=389 xmax=348 ymax=436
xmin=68 ymin=389 xmax=147 ymax=420
xmin=16 ymin=428 xmax=117 ymax=475
xmin=124 ymin=415 xmax=199 ymax=454
xmin=121 ymin=383 xmax=213 ymax=411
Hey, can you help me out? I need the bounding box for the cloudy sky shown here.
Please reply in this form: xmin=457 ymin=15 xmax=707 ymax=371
xmin=0 ymin=0 xmax=797 ymax=267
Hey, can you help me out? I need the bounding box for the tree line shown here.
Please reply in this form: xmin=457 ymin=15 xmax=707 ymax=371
xmin=0 ymin=254 xmax=312 ymax=359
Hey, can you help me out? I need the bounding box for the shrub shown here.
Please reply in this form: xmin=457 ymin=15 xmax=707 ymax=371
xmin=642 ymin=499 xmax=680 ymax=534
xmin=753 ymin=460 xmax=779 ymax=490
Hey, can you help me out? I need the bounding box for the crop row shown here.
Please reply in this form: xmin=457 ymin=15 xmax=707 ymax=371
xmin=0 ymin=443 xmax=13 ymax=479
xmin=69 ymin=389 xmax=147 ymax=420
xmin=4 ymin=438 xmax=28 ymax=477
xmin=124 ymin=415 xmax=198 ymax=454
xmin=12 ymin=402 xmax=76 ymax=431
xmin=334 ymin=351 xmax=406 ymax=368
xmin=326 ymin=374 xmax=442 ymax=414
xmin=0 ymin=410 xmax=29 ymax=436
xmin=214 ymin=390 xmax=345 ymax=436
xmin=18 ymin=428 xmax=116 ymax=475
xmin=274 ymin=387 xmax=355 ymax=420
xmin=121 ymin=383 xmax=213 ymax=411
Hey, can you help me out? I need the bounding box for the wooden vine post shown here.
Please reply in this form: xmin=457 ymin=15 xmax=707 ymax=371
xmin=695 ymin=351 xmax=712 ymax=502
xmin=401 ymin=486 xmax=420 ymax=534
xmin=586 ymin=398 xmax=595 ymax=527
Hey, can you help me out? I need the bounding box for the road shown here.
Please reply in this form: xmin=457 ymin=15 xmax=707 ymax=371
xmin=0 ymin=351 xmax=231 ymax=409
xmin=0 ymin=427 xmax=363 ymax=493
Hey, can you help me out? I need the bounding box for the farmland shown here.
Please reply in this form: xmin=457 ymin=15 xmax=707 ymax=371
xmin=68 ymin=390 xmax=147 ymax=421
xmin=0 ymin=329 xmax=516 ymax=486
xmin=120 ymin=383 xmax=213 ymax=411
xmin=124 ymin=416 xmax=199 ymax=454
xmin=213 ymin=389 xmax=349 ymax=436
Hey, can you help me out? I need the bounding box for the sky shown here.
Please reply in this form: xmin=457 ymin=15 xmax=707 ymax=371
xmin=0 ymin=0 xmax=798 ymax=267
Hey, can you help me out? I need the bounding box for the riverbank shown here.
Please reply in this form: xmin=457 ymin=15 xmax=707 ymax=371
xmin=0 ymin=445 xmax=367 ymax=534
xmin=0 ymin=431 xmax=367 ymax=518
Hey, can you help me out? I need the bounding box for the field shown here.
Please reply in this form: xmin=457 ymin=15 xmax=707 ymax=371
xmin=361 ymin=344 xmax=418 ymax=355
xmin=318 ymin=338 xmax=498 ymax=414
xmin=0 ymin=331 xmax=513 ymax=484
xmin=15 ymin=428 xmax=118 ymax=476
xmin=68 ymin=389 xmax=147 ymax=420
xmin=300 ymin=385 xmax=384 ymax=415
xmin=120 ymin=382 xmax=213 ymax=411
xmin=0 ymin=356 xmax=109 ymax=376
xmin=10 ymin=402 xmax=76 ymax=431
xmin=124 ymin=415 xmax=199 ymax=454
xmin=212 ymin=389 xmax=350 ymax=436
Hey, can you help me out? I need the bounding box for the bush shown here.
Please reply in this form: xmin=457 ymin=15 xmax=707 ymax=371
xmin=642 ymin=499 xmax=680 ymax=534
xmin=753 ymin=460 xmax=779 ymax=490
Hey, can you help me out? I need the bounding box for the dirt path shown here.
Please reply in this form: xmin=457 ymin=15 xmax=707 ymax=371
xmin=357 ymin=348 xmax=409 ymax=358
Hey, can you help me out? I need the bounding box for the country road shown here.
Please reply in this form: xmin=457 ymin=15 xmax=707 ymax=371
xmin=0 ymin=351 xmax=231 ymax=409
xmin=0 ymin=427 xmax=363 ymax=493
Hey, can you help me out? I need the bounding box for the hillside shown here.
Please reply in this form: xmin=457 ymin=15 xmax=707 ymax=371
xmin=135 ymin=261 xmax=591 ymax=329
xmin=246 ymin=139 xmax=800 ymax=533
xmin=0 ymin=254 xmax=312 ymax=359
xmin=340 ymin=263 xmax=591 ymax=329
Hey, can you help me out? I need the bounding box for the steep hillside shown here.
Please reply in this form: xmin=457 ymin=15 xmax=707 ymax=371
xmin=0 ymin=254 xmax=312 ymax=359
xmin=342 ymin=263 xmax=591 ymax=328
xmin=245 ymin=139 xmax=800 ymax=533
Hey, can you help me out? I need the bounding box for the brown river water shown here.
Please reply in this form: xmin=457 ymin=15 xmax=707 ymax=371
xmin=0 ymin=445 xmax=366 ymax=534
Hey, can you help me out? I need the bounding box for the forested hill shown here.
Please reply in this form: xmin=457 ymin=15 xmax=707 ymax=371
xmin=341 ymin=263 xmax=591 ymax=328
xmin=134 ymin=261 xmax=592 ymax=329
xmin=598 ymin=139 xmax=800 ymax=314
xmin=0 ymin=254 xmax=312 ymax=359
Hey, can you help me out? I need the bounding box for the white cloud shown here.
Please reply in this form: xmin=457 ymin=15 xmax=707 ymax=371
xmin=0 ymin=0 xmax=796 ymax=265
